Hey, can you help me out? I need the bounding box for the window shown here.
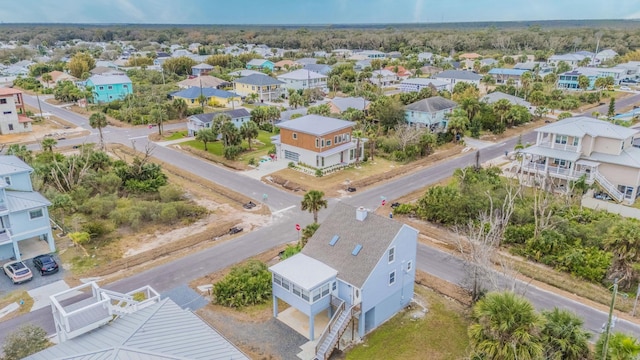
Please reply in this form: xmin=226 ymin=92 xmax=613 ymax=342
xmin=334 ymin=135 xmax=339 ymax=144
xmin=3 ymin=111 xmax=11 ymax=115
xmin=350 ymin=149 xmax=355 ymax=160
xmin=0 ymin=99 xmax=6 ymax=104
xmin=389 ymin=271 xmax=396 ymax=285
xmin=332 ymin=281 xmax=336 ymax=291
xmin=321 ymin=139 xmax=325 ymax=148
xmin=315 ymin=138 xmax=320 ymax=148
xmin=292 ymin=284 xmax=301 ymax=297
xmin=407 ymin=261 xmax=412 ymax=272
xmin=99 ymin=86 xmax=104 ymax=90
xmin=555 ymin=135 xmax=568 ymax=144
xmin=281 ymin=278 xmax=290 ymax=290
xmin=8 ymin=124 xmax=13 ymax=131
xmin=292 ymin=133 xmax=297 ymax=139
xmin=4 ymin=176 xmax=10 ymax=185
xmin=29 ymin=209 xmax=44 ymax=220
xmin=572 ymin=137 xmax=579 ymax=146
xmin=388 ymin=247 xmax=395 ymax=263
xmin=108 ymin=85 xmax=113 ymax=90
xmin=251 ymin=86 xmax=255 ymax=91
xmin=123 ymin=84 xmax=128 ymax=89
xmin=23 ymin=123 xmax=28 ymax=129
xmin=326 ymin=140 xmax=331 ymax=146
xmin=274 ymin=274 xmax=282 ymax=286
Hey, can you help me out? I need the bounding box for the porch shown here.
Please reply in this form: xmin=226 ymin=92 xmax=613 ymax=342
xmin=277 ymin=306 xmax=330 ymax=340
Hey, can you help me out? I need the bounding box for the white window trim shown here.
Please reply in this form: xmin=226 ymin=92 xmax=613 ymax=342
xmin=388 ymin=246 xmax=395 ymax=263
xmin=292 ymin=132 xmax=297 ymax=139
xmin=389 ymin=270 xmax=396 ymax=286
xmin=29 ymin=208 xmax=44 ymax=220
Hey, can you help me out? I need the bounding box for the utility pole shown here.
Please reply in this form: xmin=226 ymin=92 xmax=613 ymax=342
xmin=602 ymin=278 xmax=618 ymax=360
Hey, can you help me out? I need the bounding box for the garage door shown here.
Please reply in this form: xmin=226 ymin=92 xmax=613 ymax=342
xmin=284 ymin=150 xmax=300 ymax=162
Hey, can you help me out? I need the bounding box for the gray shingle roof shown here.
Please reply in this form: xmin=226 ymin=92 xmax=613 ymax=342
xmin=434 ymin=70 xmax=482 ymax=81
xmin=0 ymin=155 xmax=32 ymax=175
xmin=404 ymin=96 xmax=458 ymax=113
xmin=189 ymin=108 xmax=250 ymax=124
xmin=301 ymin=203 xmax=404 ymax=288
xmin=234 ymin=74 xmax=283 ymax=86
xmin=277 ymin=115 xmax=354 ymax=136
xmin=26 ymin=298 xmax=249 ymax=360
xmin=481 ymin=91 xmax=531 ymax=107
xmin=329 ymin=97 xmax=369 ymax=112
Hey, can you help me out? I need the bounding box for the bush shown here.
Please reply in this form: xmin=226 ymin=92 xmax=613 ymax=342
xmin=158 ymin=184 xmax=183 ymax=202
xmin=288 ymin=161 xmax=296 ymax=168
xmin=280 ymin=243 xmax=302 ymax=259
xmin=159 ymin=204 xmax=179 ymax=224
xmin=213 ymin=260 xmax=272 ymax=308
xmin=503 ymin=224 xmax=535 ymax=245
xmin=81 ymin=220 xmax=113 ymax=239
xmin=223 ymin=145 xmax=243 ymax=160
xmin=393 ymin=203 xmax=416 ymax=215
xmin=315 ymin=169 xmax=323 ymax=177
xmin=2 ymin=324 xmax=51 ymax=360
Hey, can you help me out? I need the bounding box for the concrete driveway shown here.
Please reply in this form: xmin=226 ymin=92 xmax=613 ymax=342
xmin=0 ymin=254 xmax=65 ymax=293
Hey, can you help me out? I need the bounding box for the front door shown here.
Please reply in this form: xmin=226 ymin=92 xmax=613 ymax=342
xmin=352 ymin=287 xmax=361 ymax=306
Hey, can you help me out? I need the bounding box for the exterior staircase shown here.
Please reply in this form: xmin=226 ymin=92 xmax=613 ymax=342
xmin=593 ymin=170 xmax=624 ymax=202
xmin=315 ymin=299 xmax=355 ymax=360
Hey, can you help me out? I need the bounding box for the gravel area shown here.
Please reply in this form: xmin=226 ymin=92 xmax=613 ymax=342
xmin=197 ymin=307 xmax=308 ymax=360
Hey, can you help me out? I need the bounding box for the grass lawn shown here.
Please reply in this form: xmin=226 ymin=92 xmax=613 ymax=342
xmin=183 ymin=130 xmax=274 ymax=161
xmin=0 ymin=291 xmax=34 ymax=322
xmin=345 ymin=286 xmax=470 ymax=360
xmin=164 ymin=131 xmax=187 ymax=141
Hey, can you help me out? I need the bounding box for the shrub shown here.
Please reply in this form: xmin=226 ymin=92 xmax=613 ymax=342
xmin=248 ymin=157 xmax=256 ymax=166
xmin=213 ymin=260 xmax=272 ymax=308
xmin=81 ymin=220 xmax=113 ymax=239
xmin=288 ymin=161 xmax=296 ymax=168
xmin=393 ymin=203 xmax=416 ymax=215
xmin=280 ymin=243 xmax=302 ymax=259
xmin=503 ymin=224 xmax=535 ymax=245
xmin=158 ymin=184 xmax=183 ymax=202
xmin=159 ymin=204 xmax=179 ymax=224
xmin=223 ymin=145 xmax=243 ymax=160
xmin=315 ymin=169 xmax=323 ymax=177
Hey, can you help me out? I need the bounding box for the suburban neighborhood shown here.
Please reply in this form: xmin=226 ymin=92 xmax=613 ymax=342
xmin=0 ymin=5 xmax=639 ymax=360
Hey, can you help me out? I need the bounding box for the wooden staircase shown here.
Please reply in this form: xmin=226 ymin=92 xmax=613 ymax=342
xmin=314 ymin=299 xmax=356 ymax=360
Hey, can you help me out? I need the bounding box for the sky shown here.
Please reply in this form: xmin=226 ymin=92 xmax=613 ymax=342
xmin=1 ymin=0 xmax=639 ymax=24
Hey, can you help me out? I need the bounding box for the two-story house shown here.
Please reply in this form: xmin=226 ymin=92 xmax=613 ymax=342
xmin=404 ymin=96 xmax=458 ymax=131
xmin=517 ymin=116 xmax=640 ymax=203
xmin=187 ymin=108 xmax=251 ymax=136
xmin=433 ymin=70 xmax=482 ymax=91
xmin=399 ymin=78 xmax=449 ymax=93
xmin=0 ymin=88 xmax=32 ymax=134
xmin=86 ymin=74 xmax=133 ymax=103
xmin=369 ymin=69 xmax=397 ymax=87
xmin=547 ymin=53 xmax=586 ymax=68
xmin=558 ymin=67 xmax=627 ymax=90
xmin=0 ymin=156 xmax=55 ymax=261
xmin=326 ymin=97 xmax=370 ymax=115
xmin=191 ymin=63 xmax=214 ymax=76
xmin=233 ymin=74 xmax=284 ymax=102
xmin=488 ymin=68 xmax=530 ymax=86
xmin=273 ymin=115 xmax=364 ymax=169
xmin=277 ymin=69 xmax=328 ymax=91
xmin=246 ymin=59 xmax=275 ymax=71
xmin=269 ymin=203 xmax=418 ymax=359
xmin=170 ymin=87 xmax=240 ymax=108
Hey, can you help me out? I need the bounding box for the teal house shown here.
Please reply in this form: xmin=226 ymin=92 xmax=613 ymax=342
xmin=246 ymin=59 xmax=275 ymax=71
xmin=86 ymin=74 xmax=133 ymax=103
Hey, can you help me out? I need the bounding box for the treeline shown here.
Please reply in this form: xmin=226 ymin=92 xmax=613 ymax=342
xmin=1 ymin=22 xmax=640 ymax=55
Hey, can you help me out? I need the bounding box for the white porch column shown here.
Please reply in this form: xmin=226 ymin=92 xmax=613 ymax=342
xmin=272 ymin=294 xmax=278 ymax=318
xmin=11 ymin=240 xmax=20 ymax=261
xmin=309 ymin=313 xmax=315 ymax=340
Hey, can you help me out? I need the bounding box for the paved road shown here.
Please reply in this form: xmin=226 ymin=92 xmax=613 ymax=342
xmin=3 ymin=94 xmax=638 ymax=345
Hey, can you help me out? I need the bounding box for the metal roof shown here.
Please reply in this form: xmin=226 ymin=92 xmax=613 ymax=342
xmin=536 ymin=116 xmax=639 ymax=140
xmin=26 ymin=298 xmax=249 ymax=360
xmin=404 ymin=96 xmax=458 ymax=113
xmin=400 ymin=78 xmax=449 ymax=87
xmin=434 ymin=70 xmax=482 ymax=81
xmin=188 ymin=108 xmax=250 ymax=124
xmin=277 ymin=115 xmax=354 ymax=136
xmin=277 ymin=69 xmax=327 ymax=81
xmin=481 ymin=91 xmax=531 ymax=107
xmin=87 ymin=74 xmax=132 ymax=86
xmin=270 ymin=253 xmax=337 ymax=290
xmin=234 ymin=74 xmax=284 ymax=86
xmin=329 ymin=97 xmax=369 ymax=112
xmin=301 ymin=203 xmax=410 ymax=288
xmin=520 ymin=145 xmax=581 ymax=162
xmin=488 ymin=68 xmax=529 ymax=76
xmin=6 ymin=191 xmax=51 ymax=211
xmin=587 ymin=147 xmax=640 ymax=169
xmin=0 ymin=155 xmax=32 ymax=175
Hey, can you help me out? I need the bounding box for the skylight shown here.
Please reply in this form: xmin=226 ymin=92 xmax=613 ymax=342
xmin=329 ymin=235 xmax=340 ymax=246
xmin=352 ymin=244 xmax=363 ymax=256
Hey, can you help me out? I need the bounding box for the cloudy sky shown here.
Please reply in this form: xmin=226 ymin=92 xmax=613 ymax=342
xmin=1 ymin=0 xmax=638 ymax=24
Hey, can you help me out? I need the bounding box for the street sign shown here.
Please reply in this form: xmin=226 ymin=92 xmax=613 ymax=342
xmin=295 ymin=224 xmax=301 ymax=231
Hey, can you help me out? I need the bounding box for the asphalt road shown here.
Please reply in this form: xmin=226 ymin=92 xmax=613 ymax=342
xmin=4 ymin=94 xmax=639 ymax=345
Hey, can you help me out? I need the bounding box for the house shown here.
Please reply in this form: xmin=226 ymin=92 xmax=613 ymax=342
xmin=488 ymin=68 xmax=530 ymax=86
xmin=514 ymin=61 xmax=548 ymax=71
xmin=547 ymin=53 xmax=586 ymax=67
xmin=303 ymin=63 xmax=333 ymax=76
xmin=327 ymin=97 xmax=370 ymax=114
xmin=399 ymin=78 xmax=449 ymax=93
xmin=273 ymin=115 xmax=364 ymax=168
xmin=90 ymin=66 xmax=124 ymax=76
xmin=557 ymin=67 xmax=626 ymax=90
xmin=354 ymin=59 xmax=372 ymax=71
xmin=295 ymin=58 xmax=318 ymax=66
xmin=246 ymin=59 xmax=275 ymax=71
xmin=419 ymin=65 xmax=443 ymax=77
xmin=433 ymin=70 xmax=482 ymax=91
xmin=387 ymin=51 xmax=402 ymax=59
xmin=191 ymin=63 xmax=214 ymax=76
xmin=517 ymin=116 xmax=640 ymax=203
xmin=369 ymin=69 xmax=397 ymax=87
xmin=86 ymin=74 xmax=133 ymax=103
xmin=277 ymin=69 xmax=328 ymax=91
xmin=170 ymin=87 xmax=240 ymax=108
xmin=39 ymin=70 xmax=77 ymax=88
xmin=481 ymin=91 xmax=532 ymax=110
xmin=274 ymin=59 xmax=299 ymax=71
xmin=233 ymin=74 xmax=284 ymax=102
xmin=384 ymin=65 xmax=412 ymax=79
xmin=359 ymin=50 xmax=386 ymax=59
xmin=177 ymin=75 xmax=228 ymax=89
xmin=418 ymin=52 xmax=434 ymax=63
xmin=459 ymin=52 xmax=482 ymax=60
xmin=0 ymin=156 xmax=55 ymax=261
xmin=595 ymin=49 xmax=618 ymax=63
xmin=616 ymin=61 xmax=640 ymax=79
xmin=187 ymin=108 xmax=251 ymax=136
xmin=404 ymin=96 xmax=458 ymax=131
xmin=228 ymin=69 xmax=265 ymax=78
xmin=0 ymin=88 xmax=32 ymax=134
xmin=269 ymin=203 xmax=418 ymax=355
xmin=26 ymin=283 xmax=248 ymax=360
xmin=332 ymin=49 xmax=353 ymax=58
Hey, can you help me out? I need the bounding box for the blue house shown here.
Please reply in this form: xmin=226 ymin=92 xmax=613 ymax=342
xmin=86 ymin=74 xmax=133 ymax=103
xmin=269 ymin=204 xmax=418 ymax=359
xmin=558 ymin=67 xmax=627 ymax=90
xmin=187 ymin=108 xmax=251 ymax=136
xmin=0 ymin=156 xmax=55 ymax=261
xmin=404 ymin=96 xmax=458 ymax=131
xmin=246 ymin=59 xmax=275 ymax=71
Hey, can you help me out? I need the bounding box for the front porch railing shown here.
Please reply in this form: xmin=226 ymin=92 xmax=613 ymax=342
xmin=315 ymin=297 xmax=345 ymax=357
xmin=538 ymin=141 xmax=579 ymax=152
xmin=593 ymin=170 xmax=624 ymax=202
xmin=520 ymin=162 xmax=593 ymax=181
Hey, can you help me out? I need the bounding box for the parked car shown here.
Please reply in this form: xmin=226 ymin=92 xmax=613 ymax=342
xmin=346 ymin=187 xmax=356 ymax=192
xmin=32 ymin=254 xmax=59 ymax=276
xmin=390 ymin=202 xmax=401 ymax=208
xmin=620 ymin=86 xmax=631 ymax=91
xmin=229 ymin=226 xmax=243 ymax=235
xmin=3 ymin=261 xmax=33 ymax=284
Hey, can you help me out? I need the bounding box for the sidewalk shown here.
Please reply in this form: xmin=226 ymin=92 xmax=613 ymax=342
xmin=155 ymin=137 xmax=194 ymax=147
xmin=242 ymin=157 xmax=289 ymax=180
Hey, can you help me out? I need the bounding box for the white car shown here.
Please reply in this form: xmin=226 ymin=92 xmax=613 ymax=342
xmin=620 ymin=86 xmax=631 ymax=91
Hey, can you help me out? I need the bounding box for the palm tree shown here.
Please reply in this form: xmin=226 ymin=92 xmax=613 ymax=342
xmin=328 ymin=75 xmax=341 ymax=94
xmin=288 ymin=91 xmax=303 ymax=109
xmin=468 ymin=291 xmax=544 ymax=360
xmin=541 ymin=308 xmax=591 ymax=360
xmin=352 ymin=129 xmax=363 ymax=165
xmin=603 ymin=218 xmax=640 ymax=289
xmin=41 ymin=72 xmax=52 ymax=88
xmin=240 ymin=121 xmax=259 ymax=150
xmin=481 ymin=74 xmax=495 ymax=93
xmin=89 ymin=112 xmax=108 ymax=149
xmin=460 ymin=97 xmax=480 ymax=121
xmin=447 ymin=108 xmax=469 ymax=143
xmin=520 ymin=71 xmax=533 ymax=100
xmin=301 ymin=190 xmax=328 ymax=223
xmin=41 ymin=137 xmax=57 ymax=152
xmin=596 ymin=332 xmax=640 ymax=360
xmin=213 ymin=113 xmax=232 ymax=133
xmin=150 ymin=107 xmax=166 ymax=135
xmin=172 ymin=98 xmax=188 ymax=119
xmin=220 ymin=121 xmax=240 ymax=147
xmin=492 ymin=99 xmax=512 ymax=127
xmin=195 ymin=128 xmax=217 ymax=151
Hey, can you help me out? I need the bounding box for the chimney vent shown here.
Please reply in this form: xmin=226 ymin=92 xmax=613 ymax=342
xmin=356 ymin=206 xmax=367 ymax=221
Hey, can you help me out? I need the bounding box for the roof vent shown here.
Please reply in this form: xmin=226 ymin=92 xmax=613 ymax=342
xmin=356 ymin=207 xmax=367 ymax=221
xmin=329 ymin=235 xmax=340 ymax=246
xmin=352 ymin=244 xmax=363 ymax=256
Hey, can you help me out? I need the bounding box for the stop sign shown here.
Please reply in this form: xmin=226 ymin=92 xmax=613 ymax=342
xmin=295 ymin=224 xmax=301 ymax=231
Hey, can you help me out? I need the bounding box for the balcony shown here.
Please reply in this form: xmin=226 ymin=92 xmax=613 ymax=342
xmin=520 ymin=162 xmax=593 ymax=182
xmin=539 ymin=141 xmax=579 ymax=153
xmin=0 ymin=229 xmax=11 ymax=245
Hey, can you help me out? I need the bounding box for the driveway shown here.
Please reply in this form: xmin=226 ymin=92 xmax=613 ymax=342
xmin=0 ymin=255 xmax=65 ymax=293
